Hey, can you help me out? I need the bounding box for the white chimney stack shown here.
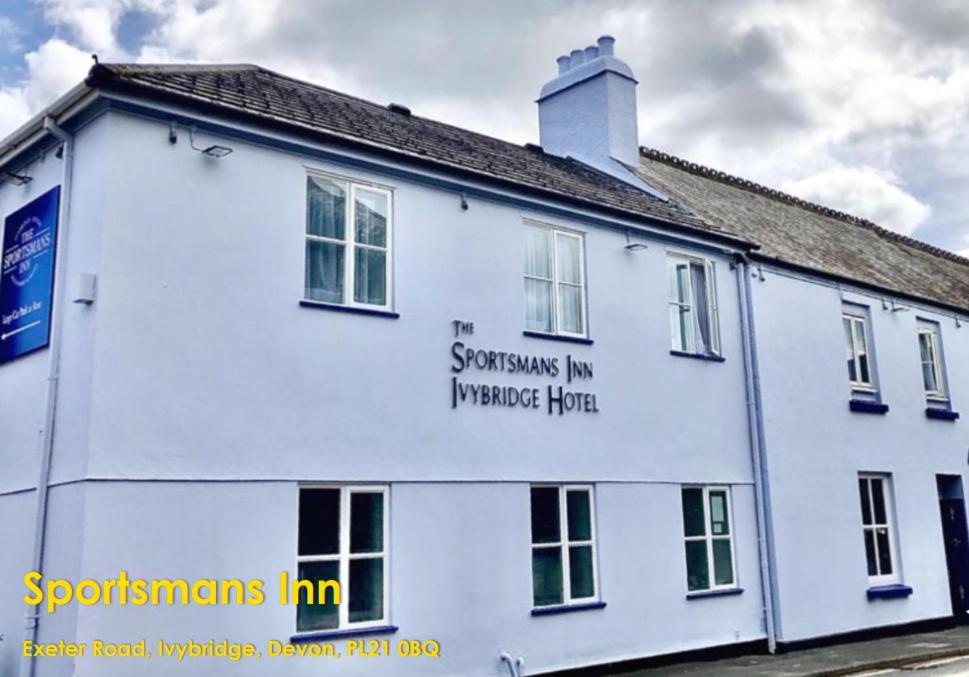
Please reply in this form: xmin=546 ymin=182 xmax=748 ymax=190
xmin=538 ymin=36 xmax=649 ymax=185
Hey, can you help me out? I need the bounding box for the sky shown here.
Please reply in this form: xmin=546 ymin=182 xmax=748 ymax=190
xmin=1 ymin=0 xmax=969 ymax=257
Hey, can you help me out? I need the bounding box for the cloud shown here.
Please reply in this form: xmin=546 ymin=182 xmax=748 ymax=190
xmin=782 ymin=167 xmax=930 ymax=235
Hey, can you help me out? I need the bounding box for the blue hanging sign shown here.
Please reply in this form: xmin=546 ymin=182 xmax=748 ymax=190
xmin=0 ymin=186 xmax=60 ymax=365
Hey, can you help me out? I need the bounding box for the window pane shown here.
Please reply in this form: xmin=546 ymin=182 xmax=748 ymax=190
xmin=690 ymin=263 xmax=713 ymax=353
xmin=670 ymin=304 xmax=692 ymax=352
xmin=864 ymin=530 xmax=878 ymax=576
xmin=350 ymin=492 xmax=383 ymax=554
xmin=306 ymin=176 xmax=346 ymax=240
xmin=875 ymin=528 xmax=893 ymax=575
xmin=354 ymin=189 xmax=387 ymax=247
xmin=348 ymin=558 xmax=384 ymax=623
xmin=567 ymin=490 xmax=591 ymax=541
xmin=871 ymin=479 xmax=887 ymax=524
xmin=682 ymin=488 xmax=705 ymax=537
xmin=532 ymin=547 xmax=563 ymax=606
xmin=524 ymin=227 xmax=551 ymax=278
xmin=685 ymin=541 xmax=709 ymax=591
xmin=556 ymin=234 xmax=581 ymax=284
xmin=299 ymin=489 xmax=340 ymax=556
xmin=920 ymin=333 xmax=939 ymax=392
xmin=558 ymin=284 xmax=583 ymax=334
xmin=296 ymin=560 xmax=340 ymax=631
xmin=525 ymin=278 xmax=553 ymax=332
xmin=305 ymin=240 xmax=345 ymax=304
xmin=569 ymin=545 xmax=595 ymax=599
xmin=859 ymin=479 xmax=872 ymax=525
xmin=353 ymin=247 xmax=386 ymax=305
xmin=670 ymin=261 xmax=690 ymax=305
xmin=858 ymin=353 xmax=871 ymax=385
xmin=713 ymin=539 xmax=734 ymax=586
xmin=531 ymin=487 xmax=561 ymax=544
xmin=709 ymin=491 xmax=729 ymax=536
xmin=922 ymin=359 xmax=938 ymax=393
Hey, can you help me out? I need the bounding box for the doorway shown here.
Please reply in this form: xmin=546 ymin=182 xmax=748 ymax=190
xmin=937 ymin=475 xmax=969 ymax=623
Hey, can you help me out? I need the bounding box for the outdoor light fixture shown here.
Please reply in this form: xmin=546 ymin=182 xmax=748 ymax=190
xmin=0 ymin=171 xmax=33 ymax=186
xmin=624 ymin=230 xmax=647 ymax=251
xmin=188 ymin=126 xmax=233 ymax=158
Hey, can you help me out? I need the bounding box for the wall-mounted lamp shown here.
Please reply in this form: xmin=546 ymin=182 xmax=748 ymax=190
xmin=0 ymin=171 xmax=32 ymax=186
xmin=168 ymin=123 xmax=178 ymax=145
xmin=189 ymin=126 xmax=233 ymax=158
xmin=460 ymin=192 xmax=468 ymax=210
xmin=889 ymin=299 xmax=909 ymax=313
xmin=956 ymin=317 xmax=962 ymax=328
xmin=623 ymin=230 xmax=647 ymax=251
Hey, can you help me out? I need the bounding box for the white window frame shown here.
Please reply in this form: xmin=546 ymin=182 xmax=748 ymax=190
xmin=843 ymin=312 xmax=875 ymax=392
xmin=530 ymin=484 xmax=599 ymax=608
xmin=682 ymin=485 xmax=737 ymax=593
xmin=858 ymin=474 xmax=900 ymax=586
xmin=667 ymin=254 xmax=721 ymax=356
xmin=304 ymin=170 xmax=394 ymax=310
xmin=917 ymin=326 xmax=947 ymax=401
xmin=294 ymin=484 xmax=390 ymax=634
xmin=523 ymin=221 xmax=588 ymax=339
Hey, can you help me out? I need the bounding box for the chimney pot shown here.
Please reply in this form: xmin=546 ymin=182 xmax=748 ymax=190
xmin=556 ymin=55 xmax=570 ymax=74
xmin=584 ymin=45 xmax=598 ymax=61
xmin=597 ymin=35 xmax=615 ymax=56
xmin=569 ymin=49 xmax=585 ymax=68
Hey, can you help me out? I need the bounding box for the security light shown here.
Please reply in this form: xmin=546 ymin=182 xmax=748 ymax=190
xmin=188 ymin=126 xmax=233 ymax=159
xmin=623 ymin=230 xmax=647 ymax=251
xmin=0 ymin=171 xmax=32 ymax=186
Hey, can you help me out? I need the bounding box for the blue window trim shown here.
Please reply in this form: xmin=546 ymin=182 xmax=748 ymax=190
xmin=291 ymin=625 xmax=399 ymax=643
xmin=926 ymin=407 xmax=960 ymax=421
xmin=686 ymin=587 xmax=744 ymax=600
xmin=670 ymin=350 xmax=726 ymax=363
xmin=522 ymin=330 xmax=594 ymax=346
xmin=867 ymin=584 xmax=913 ymax=600
xmin=849 ymin=399 xmax=889 ymax=415
xmin=531 ymin=601 xmax=606 ymax=616
xmin=299 ymin=300 xmax=400 ymax=319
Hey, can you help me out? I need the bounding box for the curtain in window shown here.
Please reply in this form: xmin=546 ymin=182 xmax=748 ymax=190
xmin=690 ymin=264 xmax=710 ymax=354
xmin=524 ymin=228 xmax=553 ymax=332
xmin=556 ymin=234 xmax=583 ymax=334
xmin=305 ymin=177 xmax=347 ymax=303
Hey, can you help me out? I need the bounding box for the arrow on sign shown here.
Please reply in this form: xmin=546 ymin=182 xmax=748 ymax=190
xmin=1 ymin=321 xmax=40 ymax=341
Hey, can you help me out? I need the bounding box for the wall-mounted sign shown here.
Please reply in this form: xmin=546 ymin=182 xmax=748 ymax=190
xmin=449 ymin=320 xmax=599 ymax=416
xmin=1 ymin=187 xmax=60 ymax=365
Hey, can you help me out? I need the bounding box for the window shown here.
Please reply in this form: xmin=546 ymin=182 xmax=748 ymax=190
xmin=530 ymin=485 xmax=597 ymax=607
xmin=304 ymin=174 xmax=392 ymax=308
xmin=668 ymin=255 xmax=720 ymax=356
xmin=917 ymin=322 xmax=947 ymax=401
xmin=858 ymin=474 xmax=899 ymax=585
xmin=843 ymin=310 xmax=874 ymax=391
xmin=296 ymin=486 xmax=388 ymax=633
xmin=681 ymin=486 xmax=736 ymax=592
xmin=524 ymin=223 xmax=587 ymax=337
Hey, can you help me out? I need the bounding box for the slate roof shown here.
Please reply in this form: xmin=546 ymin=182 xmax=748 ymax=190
xmin=85 ymin=62 xmax=969 ymax=314
xmin=637 ymin=148 xmax=969 ymax=313
xmin=86 ymin=63 xmax=733 ymax=241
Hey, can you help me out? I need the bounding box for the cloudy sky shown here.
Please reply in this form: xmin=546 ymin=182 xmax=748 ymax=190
xmin=2 ymin=0 xmax=969 ymax=256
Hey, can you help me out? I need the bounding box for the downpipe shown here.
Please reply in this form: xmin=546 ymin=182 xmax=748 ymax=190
xmin=19 ymin=116 xmax=75 ymax=677
xmin=735 ymin=255 xmax=779 ymax=653
xmin=499 ymin=651 xmax=525 ymax=676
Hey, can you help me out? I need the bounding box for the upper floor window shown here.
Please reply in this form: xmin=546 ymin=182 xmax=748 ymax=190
xmin=524 ymin=223 xmax=587 ymax=337
xmin=917 ymin=321 xmax=947 ymax=401
xmin=681 ymin=486 xmax=736 ymax=592
xmin=304 ymin=174 xmax=392 ymax=309
xmin=530 ymin=485 xmax=598 ymax=608
xmin=843 ymin=307 xmax=875 ymax=392
xmin=858 ymin=474 xmax=899 ymax=586
xmin=668 ymin=255 xmax=720 ymax=356
xmin=296 ymin=485 xmax=389 ymax=633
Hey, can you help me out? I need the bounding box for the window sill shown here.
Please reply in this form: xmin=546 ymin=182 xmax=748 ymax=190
xmin=926 ymin=407 xmax=960 ymax=421
xmin=686 ymin=587 xmax=744 ymax=600
xmin=867 ymin=584 xmax=913 ymax=600
xmin=849 ymin=399 xmax=889 ymax=415
xmin=531 ymin=601 xmax=606 ymax=616
xmin=522 ymin=331 xmax=593 ymax=345
xmin=299 ymin=300 xmax=399 ymax=319
xmin=670 ymin=350 xmax=725 ymax=363
xmin=291 ymin=625 xmax=399 ymax=643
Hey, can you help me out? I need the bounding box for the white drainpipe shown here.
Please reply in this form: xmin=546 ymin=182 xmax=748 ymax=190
xmin=499 ymin=651 xmax=525 ymax=676
xmin=19 ymin=116 xmax=75 ymax=677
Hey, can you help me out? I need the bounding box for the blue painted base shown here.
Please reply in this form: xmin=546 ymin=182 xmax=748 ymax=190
xmin=867 ymin=584 xmax=913 ymax=600
xmin=531 ymin=601 xmax=606 ymax=616
xmin=687 ymin=587 xmax=744 ymax=600
xmin=291 ymin=625 xmax=399 ymax=642
xmin=926 ymin=407 xmax=960 ymax=421
xmin=849 ymin=399 xmax=889 ymax=415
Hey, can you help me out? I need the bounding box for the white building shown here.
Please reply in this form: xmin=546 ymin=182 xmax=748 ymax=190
xmin=1 ymin=38 xmax=967 ymax=677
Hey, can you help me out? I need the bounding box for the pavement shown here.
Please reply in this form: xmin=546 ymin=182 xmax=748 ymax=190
xmin=612 ymin=627 xmax=969 ymax=676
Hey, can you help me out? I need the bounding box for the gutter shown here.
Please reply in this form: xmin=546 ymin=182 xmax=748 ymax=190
xmin=19 ymin=116 xmax=75 ymax=677
xmin=735 ymin=253 xmax=780 ymax=652
xmin=0 ymin=82 xmax=90 ymax=170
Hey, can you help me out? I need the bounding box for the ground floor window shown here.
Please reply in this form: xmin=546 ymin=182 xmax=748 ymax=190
xmin=681 ymin=485 xmax=736 ymax=592
xmin=858 ymin=474 xmax=899 ymax=585
xmin=530 ymin=485 xmax=598 ymax=607
xmin=296 ymin=485 xmax=388 ymax=632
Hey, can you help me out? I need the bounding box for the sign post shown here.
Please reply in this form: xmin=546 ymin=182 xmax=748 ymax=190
xmin=0 ymin=186 xmax=61 ymax=365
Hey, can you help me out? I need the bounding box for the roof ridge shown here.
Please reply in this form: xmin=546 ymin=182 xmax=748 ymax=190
xmin=639 ymin=145 xmax=969 ymax=269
